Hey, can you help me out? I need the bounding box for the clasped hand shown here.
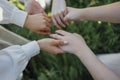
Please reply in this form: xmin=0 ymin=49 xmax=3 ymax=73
xmin=23 ymin=0 xmax=87 ymax=55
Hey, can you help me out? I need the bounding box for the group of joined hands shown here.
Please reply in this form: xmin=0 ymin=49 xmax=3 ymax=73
xmin=23 ymin=0 xmax=89 ymax=55
xmin=15 ymin=1 xmax=120 ymax=79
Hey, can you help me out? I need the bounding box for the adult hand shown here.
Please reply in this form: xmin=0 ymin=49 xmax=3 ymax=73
xmin=50 ymin=30 xmax=87 ymax=54
xmin=38 ymin=38 xmax=64 ymax=54
xmin=24 ymin=13 xmax=51 ymax=34
xmin=64 ymin=7 xmax=85 ymax=22
xmin=52 ymin=0 xmax=67 ymax=29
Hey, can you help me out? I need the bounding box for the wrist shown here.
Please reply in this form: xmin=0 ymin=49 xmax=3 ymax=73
xmin=37 ymin=40 xmax=43 ymax=50
xmin=24 ymin=14 xmax=31 ymax=28
xmin=74 ymin=44 xmax=89 ymax=56
xmin=80 ymin=8 xmax=91 ymax=21
xmin=78 ymin=9 xmax=86 ymax=21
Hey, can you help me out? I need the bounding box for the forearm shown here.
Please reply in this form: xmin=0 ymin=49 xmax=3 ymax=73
xmin=81 ymin=2 xmax=120 ymax=23
xmin=76 ymin=46 xmax=120 ymax=80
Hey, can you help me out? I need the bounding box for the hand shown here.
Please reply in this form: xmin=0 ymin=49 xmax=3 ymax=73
xmin=24 ymin=13 xmax=51 ymax=34
xmin=64 ymin=7 xmax=85 ymax=22
xmin=37 ymin=38 xmax=65 ymax=54
xmin=25 ymin=0 xmax=44 ymax=15
xmin=52 ymin=0 xmax=67 ymax=28
xmin=50 ymin=30 xmax=87 ymax=55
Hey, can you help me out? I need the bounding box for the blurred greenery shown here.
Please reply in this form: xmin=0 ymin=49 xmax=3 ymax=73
xmin=3 ymin=0 xmax=120 ymax=80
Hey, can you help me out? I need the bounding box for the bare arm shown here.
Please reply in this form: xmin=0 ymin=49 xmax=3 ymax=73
xmin=76 ymin=46 xmax=120 ymax=80
xmin=64 ymin=2 xmax=120 ymax=23
xmin=83 ymin=2 xmax=120 ymax=23
xmin=50 ymin=30 xmax=120 ymax=80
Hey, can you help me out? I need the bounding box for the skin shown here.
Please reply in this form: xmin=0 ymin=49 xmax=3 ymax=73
xmin=26 ymin=0 xmax=67 ymax=29
xmin=50 ymin=30 xmax=120 ymax=80
xmin=64 ymin=2 xmax=120 ymax=23
xmin=37 ymin=38 xmax=64 ymax=54
xmin=25 ymin=0 xmax=44 ymax=14
xmin=24 ymin=0 xmax=51 ymax=34
xmin=24 ymin=13 xmax=51 ymax=34
xmin=52 ymin=0 xmax=68 ymax=29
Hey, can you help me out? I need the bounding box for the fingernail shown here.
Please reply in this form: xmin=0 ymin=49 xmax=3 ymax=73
xmin=64 ymin=41 xmax=68 ymax=44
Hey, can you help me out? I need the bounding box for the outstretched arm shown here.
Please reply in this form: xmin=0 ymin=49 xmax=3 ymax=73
xmin=50 ymin=30 xmax=120 ymax=80
xmin=64 ymin=2 xmax=120 ymax=23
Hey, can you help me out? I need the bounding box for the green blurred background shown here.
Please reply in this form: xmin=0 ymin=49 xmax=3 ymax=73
xmin=3 ymin=0 xmax=120 ymax=80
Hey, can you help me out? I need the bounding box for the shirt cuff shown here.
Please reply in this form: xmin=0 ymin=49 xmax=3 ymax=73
xmin=11 ymin=8 xmax=27 ymax=27
xmin=21 ymin=41 xmax=40 ymax=59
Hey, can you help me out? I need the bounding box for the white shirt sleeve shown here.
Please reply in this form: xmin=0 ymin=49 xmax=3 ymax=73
xmin=0 ymin=0 xmax=27 ymax=27
xmin=0 ymin=41 xmax=40 ymax=80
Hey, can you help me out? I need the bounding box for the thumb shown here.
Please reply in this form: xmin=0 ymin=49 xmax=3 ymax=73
xmin=64 ymin=7 xmax=72 ymax=22
xmin=64 ymin=14 xmax=70 ymax=22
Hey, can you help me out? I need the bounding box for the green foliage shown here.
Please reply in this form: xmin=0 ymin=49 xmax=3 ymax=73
xmin=4 ymin=0 xmax=120 ymax=80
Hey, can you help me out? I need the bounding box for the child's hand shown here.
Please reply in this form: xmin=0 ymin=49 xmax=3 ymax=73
xmin=64 ymin=7 xmax=84 ymax=22
xmin=24 ymin=13 xmax=51 ymax=34
xmin=50 ymin=30 xmax=87 ymax=55
xmin=37 ymin=38 xmax=65 ymax=54
xmin=25 ymin=0 xmax=44 ymax=14
xmin=52 ymin=0 xmax=67 ymax=28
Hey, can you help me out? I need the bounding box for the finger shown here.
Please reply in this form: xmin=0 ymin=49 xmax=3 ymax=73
xmin=50 ymin=34 xmax=63 ymax=40
xmin=64 ymin=15 xmax=69 ymax=22
xmin=59 ymin=12 xmax=66 ymax=27
xmin=44 ymin=17 xmax=51 ymax=23
xmin=55 ymin=13 xmax=66 ymax=27
xmin=43 ymin=28 xmax=51 ymax=33
xmin=52 ymin=47 xmax=65 ymax=54
xmin=44 ymin=16 xmax=51 ymax=23
xmin=44 ymin=19 xmax=51 ymax=28
xmin=53 ymin=40 xmax=64 ymax=45
xmin=63 ymin=41 xmax=68 ymax=45
xmin=58 ymin=40 xmax=68 ymax=45
xmin=52 ymin=16 xmax=61 ymax=29
xmin=55 ymin=30 xmax=71 ymax=36
xmin=63 ymin=9 xmax=69 ymax=25
xmin=63 ymin=8 xmax=68 ymax=16
xmin=54 ymin=17 xmax=63 ymax=27
xmin=37 ymin=28 xmax=50 ymax=34
xmin=43 ymin=13 xmax=49 ymax=17
xmin=42 ymin=26 xmax=50 ymax=31
xmin=64 ymin=13 xmax=71 ymax=24
xmin=37 ymin=31 xmax=50 ymax=34
xmin=45 ymin=21 xmax=51 ymax=28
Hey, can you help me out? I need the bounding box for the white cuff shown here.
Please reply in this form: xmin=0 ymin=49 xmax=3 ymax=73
xmin=11 ymin=8 xmax=27 ymax=27
xmin=21 ymin=41 xmax=40 ymax=59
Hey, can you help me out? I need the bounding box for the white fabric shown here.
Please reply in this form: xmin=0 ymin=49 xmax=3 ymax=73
xmin=0 ymin=0 xmax=27 ymax=27
xmin=0 ymin=41 xmax=40 ymax=80
xmin=0 ymin=25 xmax=34 ymax=80
xmin=98 ymin=53 xmax=120 ymax=76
